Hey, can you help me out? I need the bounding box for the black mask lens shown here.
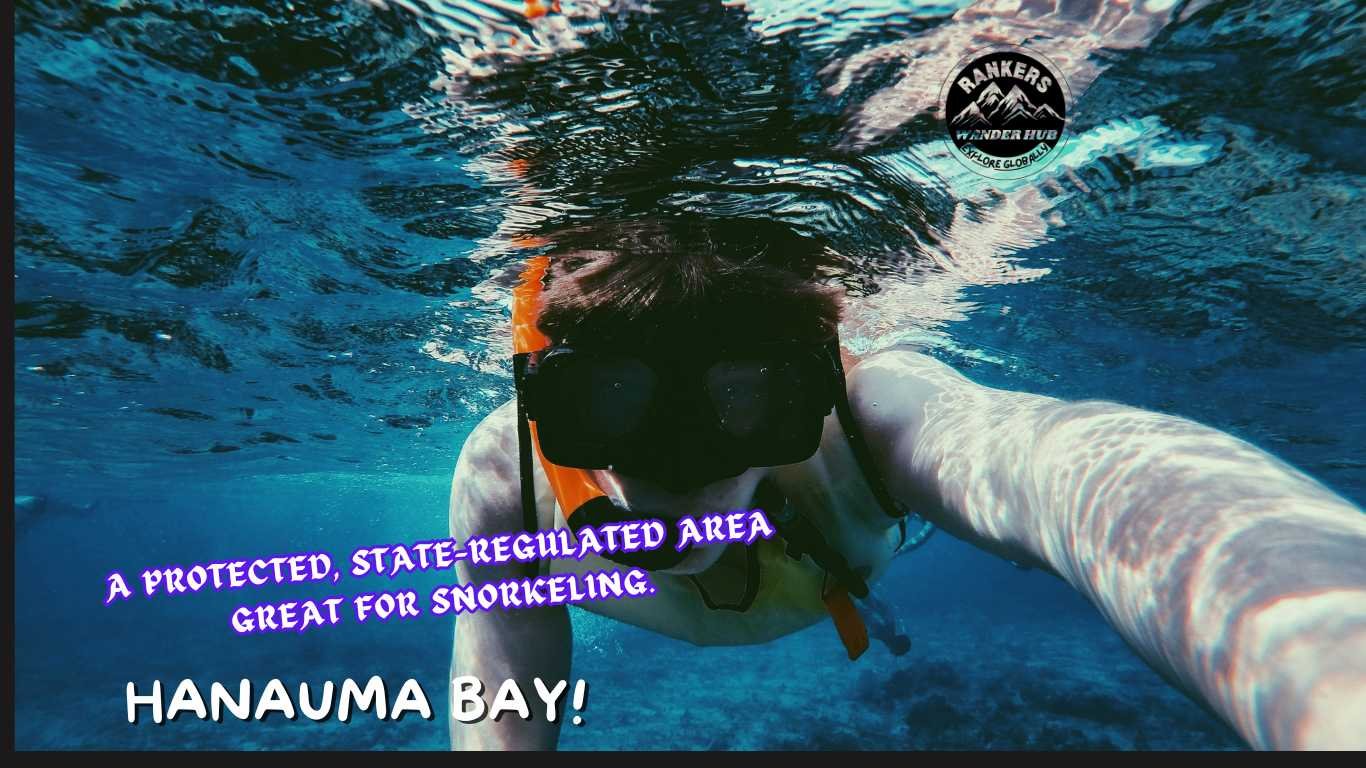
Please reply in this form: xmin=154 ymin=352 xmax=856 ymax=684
xmin=704 ymin=349 xmax=834 ymax=466
xmin=531 ymin=351 xmax=657 ymax=468
xmin=526 ymin=342 xmax=838 ymax=480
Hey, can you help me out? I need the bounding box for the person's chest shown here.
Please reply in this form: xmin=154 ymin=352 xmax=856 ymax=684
xmin=546 ymin=411 xmax=906 ymax=644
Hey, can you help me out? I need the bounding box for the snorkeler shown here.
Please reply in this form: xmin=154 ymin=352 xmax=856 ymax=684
xmin=448 ymin=217 xmax=1366 ymax=751
xmin=426 ymin=0 xmax=1366 ymax=752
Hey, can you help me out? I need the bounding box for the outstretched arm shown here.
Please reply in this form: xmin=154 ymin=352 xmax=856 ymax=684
xmin=850 ymin=349 xmax=1366 ymax=749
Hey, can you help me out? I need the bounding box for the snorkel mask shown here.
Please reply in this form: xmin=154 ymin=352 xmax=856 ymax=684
xmin=520 ymin=338 xmax=842 ymax=492
xmin=511 ymin=255 xmax=846 ymax=564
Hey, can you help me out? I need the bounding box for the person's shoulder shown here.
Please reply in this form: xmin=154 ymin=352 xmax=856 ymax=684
xmin=842 ymin=346 xmax=988 ymax=447
xmin=846 ymin=346 xmax=967 ymax=408
xmin=848 ymin=345 xmax=964 ymax=385
xmin=456 ymin=399 xmax=518 ymax=475
xmin=450 ymin=400 xmax=521 ymax=537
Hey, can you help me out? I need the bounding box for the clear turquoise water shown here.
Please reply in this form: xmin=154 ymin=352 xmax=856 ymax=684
xmin=14 ymin=0 xmax=1364 ymax=750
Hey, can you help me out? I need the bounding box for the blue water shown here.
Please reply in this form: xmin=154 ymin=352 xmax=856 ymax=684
xmin=14 ymin=0 xmax=1365 ymax=750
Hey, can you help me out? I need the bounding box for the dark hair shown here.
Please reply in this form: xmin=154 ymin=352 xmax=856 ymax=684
xmin=535 ymin=216 xmax=843 ymax=348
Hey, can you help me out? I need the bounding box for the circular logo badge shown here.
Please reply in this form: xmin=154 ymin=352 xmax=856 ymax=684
xmin=941 ymin=46 xmax=1070 ymax=180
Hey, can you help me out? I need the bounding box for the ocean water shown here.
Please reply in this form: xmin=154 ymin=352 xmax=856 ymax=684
xmin=13 ymin=0 xmax=1365 ymax=750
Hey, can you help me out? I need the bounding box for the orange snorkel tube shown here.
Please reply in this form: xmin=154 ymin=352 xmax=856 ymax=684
xmin=512 ymin=255 xmax=611 ymax=525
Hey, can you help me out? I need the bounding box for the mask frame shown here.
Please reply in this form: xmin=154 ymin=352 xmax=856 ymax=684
xmin=514 ymin=338 xmax=844 ymax=483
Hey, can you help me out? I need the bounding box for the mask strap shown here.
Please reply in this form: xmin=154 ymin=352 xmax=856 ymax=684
xmin=827 ymin=339 xmax=909 ymax=520
xmin=513 ymin=354 xmax=541 ymax=579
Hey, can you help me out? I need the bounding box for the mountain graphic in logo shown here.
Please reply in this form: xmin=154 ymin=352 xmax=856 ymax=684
xmin=941 ymin=47 xmax=1070 ymax=178
xmin=951 ymin=83 xmax=1062 ymax=128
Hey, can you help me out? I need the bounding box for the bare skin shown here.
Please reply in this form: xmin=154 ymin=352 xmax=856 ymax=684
xmin=449 ymin=347 xmax=1366 ymax=750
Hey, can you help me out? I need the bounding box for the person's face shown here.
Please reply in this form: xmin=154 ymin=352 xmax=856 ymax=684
xmin=532 ymin=324 xmax=842 ymax=495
